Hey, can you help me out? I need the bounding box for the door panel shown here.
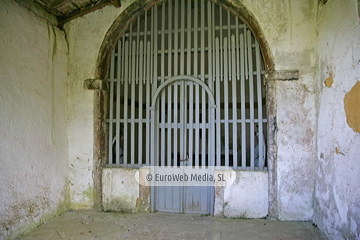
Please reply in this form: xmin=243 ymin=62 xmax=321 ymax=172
xmin=155 ymin=79 xmax=214 ymax=214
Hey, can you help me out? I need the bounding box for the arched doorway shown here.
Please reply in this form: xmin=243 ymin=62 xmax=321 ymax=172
xmin=96 ymin=0 xmax=276 ymax=215
xmin=150 ymin=76 xmax=216 ymax=213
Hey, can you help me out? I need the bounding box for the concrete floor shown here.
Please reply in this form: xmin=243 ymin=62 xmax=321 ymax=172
xmin=19 ymin=211 xmax=325 ymax=240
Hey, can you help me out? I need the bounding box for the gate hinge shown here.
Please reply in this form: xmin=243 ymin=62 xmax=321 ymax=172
xmin=84 ymin=79 xmax=108 ymax=91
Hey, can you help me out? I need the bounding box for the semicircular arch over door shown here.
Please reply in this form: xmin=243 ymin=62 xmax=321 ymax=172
xmin=104 ymin=0 xmax=267 ymax=214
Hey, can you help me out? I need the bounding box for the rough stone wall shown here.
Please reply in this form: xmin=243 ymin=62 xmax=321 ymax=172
xmin=314 ymin=0 xmax=360 ymax=239
xmin=0 ymin=0 xmax=69 ymax=239
xmin=65 ymin=0 xmax=318 ymax=221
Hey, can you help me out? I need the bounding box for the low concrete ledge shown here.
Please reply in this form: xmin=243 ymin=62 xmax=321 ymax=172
xmin=102 ymin=168 xmax=150 ymax=213
xmin=214 ymin=171 xmax=269 ymax=218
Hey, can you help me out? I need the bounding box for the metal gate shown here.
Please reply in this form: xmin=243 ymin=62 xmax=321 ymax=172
xmin=106 ymin=0 xmax=267 ymax=214
xmin=150 ymin=76 xmax=215 ymax=213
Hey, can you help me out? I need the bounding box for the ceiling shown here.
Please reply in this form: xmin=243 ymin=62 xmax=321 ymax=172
xmin=33 ymin=0 xmax=121 ymax=26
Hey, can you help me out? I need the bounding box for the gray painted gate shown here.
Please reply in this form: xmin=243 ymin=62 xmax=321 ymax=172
xmin=150 ymin=76 xmax=215 ymax=214
xmin=106 ymin=0 xmax=267 ymax=215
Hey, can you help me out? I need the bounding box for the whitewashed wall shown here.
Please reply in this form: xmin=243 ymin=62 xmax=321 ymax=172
xmin=314 ymin=0 xmax=360 ymax=239
xmin=0 ymin=0 xmax=69 ymax=239
xmin=64 ymin=2 xmax=129 ymax=209
xmin=65 ymin=0 xmax=318 ymax=220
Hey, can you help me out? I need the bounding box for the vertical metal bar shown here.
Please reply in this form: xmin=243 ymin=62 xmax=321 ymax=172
xmin=174 ymin=0 xmax=179 ymax=77
xmin=151 ymin=7 xmax=154 ymax=85
xmin=244 ymin=25 xmax=248 ymax=79
xmin=121 ymin=33 xmax=126 ymax=84
xmin=231 ymin=35 xmax=237 ymax=169
xmin=208 ymin=1 xmax=215 ymax=174
xmin=116 ymin=40 xmax=122 ymax=166
xmin=173 ymin=0 xmax=179 ymax=167
xmin=174 ymin=83 xmax=179 ymax=167
xmin=160 ymin=3 xmax=166 ymax=167
xmin=183 ymin=80 xmax=188 ymax=166
xmin=236 ymin=23 xmax=240 ymax=168
xmin=161 ymin=3 xmax=165 ymax=81
xmin=219 ymin=5 xmax=223 ymax=82
xmin=180 ymin=0 xmax=185 ymax=76
xmin=123 ymin=41 xmax=129 ymax=166
xmin=207 ymin=1 xmax=213 ymax=90
xmin=149 ymin=4 xmax=157 ymax=211
xmin=195 ymin=83 xmax=200 ymax=167
xmin=247 ymin=31 xmax=255 ymax=170
xmin=200 ymin=0 xmax=206 ymax=167
xmin=227 ymin=10 xmax=231 ymax=82
xmin=146 ymin=41 xmax=151 ymax=166
xmin=143 ymin=10 xmax=147 ymax=83
xmin=180 ymin=0 xmax=185 ymax=163
xmin=235 ymin=17 xmax=239 ymax=80
xmin=194 ymin=0 xmax=198 ymax=79
xmin=153 ymin=5 xmax=159 ymax=166
xmin=187 ymin=0 xmax=191 ymax=76
xmin=120 ymin=33 xmax=126 ymax=166
xmin=131 ymin=40 xmax=136 ymax=167
xmin=153 ymin=6 xmax=158 ymax=86
xmin=215 ymin=38 xmax=221 ymax=167
xmin=138 ymin=41 xmax=144 ymax=166
xmin=200 ymin=0 xmax=205 ymax=81
xmin=187 ymin=0 xmax=193 ymax=166
xmin=188 ymin=83 xmax=194 ymax=166
xmin=140 ymin=10 xmax=151 ymax=165
xmin=167 ymin=86 xmax=172 ymax=167
xmin=223 ymin=37 xmax=229 ymax=167
xmin=108 ymin=49 xmax=115 ymax=165
xmin=136 ymin=16 xmax=140 ymax=84
xmin=212 ymin=2 xmax=215 ymax=80
xmin=212 ymin=1 xmax=216 ymax=169
xmin=167 ymin=0 xmax=172 ymax=167
xmin=240 ymin=34 xmax=246 ymax=169
xmin=128 ymin=24 xmax=134 ymax=167
xmin=150 ymin=7 xmax=155 ymax=167
xmin=208 ymin=2 xmax=215 ymax=208
xmin=255 ymin=40 xmax=264 ymax=170
xmin=194 ymin=0 xmax=199 ymax=167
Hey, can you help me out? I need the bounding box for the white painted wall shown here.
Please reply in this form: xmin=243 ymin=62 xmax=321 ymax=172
xmin=64 ymin=0 xmax=318 ymax=220
xmin=314 ymin=0 xmax=360 ymax=239
xmin=214 ymin=171 xmax=268 ymax=218
xmin=64 ymin=3 xmax=131 ymax=209
xmin=242 ymin=0 xmax=318 ymax=221
xmin=0 ymin=0 xmax=69 ymax=239
xmin=102 ymin=168 xmax=140 ymax=212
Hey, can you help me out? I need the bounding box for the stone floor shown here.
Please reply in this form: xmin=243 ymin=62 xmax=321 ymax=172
xmin=19 ymin=211 xmax=325 ymax=240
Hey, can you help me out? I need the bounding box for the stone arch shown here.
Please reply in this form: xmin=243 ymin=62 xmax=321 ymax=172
xmin=95 ymin=0 xmax=275 ymax=79
xmin=93 ymin=0 xmax=277 ymax=217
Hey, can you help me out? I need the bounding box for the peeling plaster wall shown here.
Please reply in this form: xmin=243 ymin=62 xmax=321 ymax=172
xmin=102 ymin=168 xmax=140 ymax=212
xmin=0 ymin=0 xmax=69 ymax=239
xmin=314 ymin=0 xmax=360 ymax=239
xmin=244 ymin=0 xmax=318 ymax=221
xmin=240 ymin=0 xmax=318 ymax=221
xmin=64 ymin=0 xmax=318 ymax=220
xmin=214 ymin=171 xmax=269 ymax=218
xmin=64 ymin=3 xmax=128 ymax=209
